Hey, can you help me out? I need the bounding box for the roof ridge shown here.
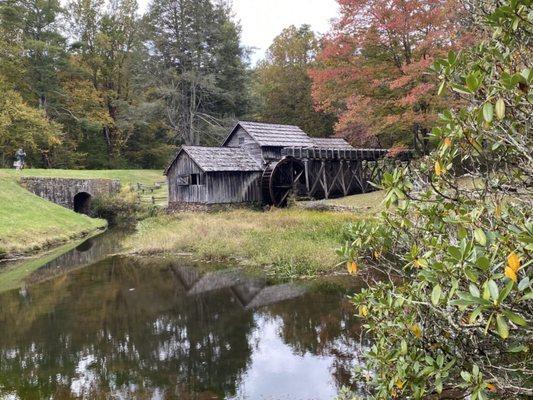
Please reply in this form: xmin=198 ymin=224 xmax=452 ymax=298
xmin=239 ymin=120 xmax=300 ymax=128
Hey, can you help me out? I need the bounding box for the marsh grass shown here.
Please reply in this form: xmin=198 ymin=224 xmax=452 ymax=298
xmin=126 ymin=208 xmax=360 ymax=277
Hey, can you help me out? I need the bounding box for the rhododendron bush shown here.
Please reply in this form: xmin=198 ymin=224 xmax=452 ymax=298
xmin=339 ymin=0 xmax=532 ymax=398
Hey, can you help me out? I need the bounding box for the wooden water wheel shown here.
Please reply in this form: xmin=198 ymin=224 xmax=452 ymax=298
xmin=262 ymin=157 xmax=305 ymax=207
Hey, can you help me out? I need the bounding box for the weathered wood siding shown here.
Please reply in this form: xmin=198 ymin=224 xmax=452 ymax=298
xmin=261 ymin=146 xmax=283 ymax=162
xmin=206 ymin=172 xmax=262 ymax=204
xmin=168 ymin=152 xmax=208 ymax=203
xmin=168 ymin=151 xmax=261 ymax=204
xmin=225 ymin=127 xmax=264 ymax=166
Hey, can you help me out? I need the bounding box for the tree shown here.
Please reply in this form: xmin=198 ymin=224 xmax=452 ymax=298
xmin=0 ymin=78 xmax=62 ymax=167
xmin=146 ymin=0 xmax=249 ymax=146
xmin=310 ymin=0 xmax=468 ymax=148
xmin=67 ymin=0 xmax=143 ymax=165
xmin=340 ymin=0 xmax=532 ymax=398
xmin=0 ymin=0 xmax=250 ymax=168
xmin=0 ymin=0 xmax=68 ymax=112
xmin=254 ymin=25 xmax=335 ymax=137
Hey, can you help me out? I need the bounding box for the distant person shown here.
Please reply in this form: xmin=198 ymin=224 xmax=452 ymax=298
xmin=14 ymin=148 xmax=26 ymax=170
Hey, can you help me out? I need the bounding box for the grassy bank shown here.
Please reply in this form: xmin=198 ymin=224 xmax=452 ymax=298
xmin=126 ymin=208 xmax=361 ymax=278
xmin=0 ymin=169 xmax=165 ymax=258
xmin=0 ymin=175 xmax=106 ymax=258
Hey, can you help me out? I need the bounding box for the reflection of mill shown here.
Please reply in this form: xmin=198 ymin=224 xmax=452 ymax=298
xmin=171 ymin=265 xmax=307 ymax=310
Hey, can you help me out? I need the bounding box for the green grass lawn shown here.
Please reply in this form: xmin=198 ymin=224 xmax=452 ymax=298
xmin=0 ymin=169 xmax=167 ymax=258
xmin=0 ymin=168 xmax=165 ymax=186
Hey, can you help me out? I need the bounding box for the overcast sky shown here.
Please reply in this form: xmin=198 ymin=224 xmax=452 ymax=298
xmin=138 ymin=0 xmax=339 ymax=64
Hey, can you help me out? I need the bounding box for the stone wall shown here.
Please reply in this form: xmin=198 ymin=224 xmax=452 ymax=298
xmin=19 ymin=177 xmax=121 ymax=211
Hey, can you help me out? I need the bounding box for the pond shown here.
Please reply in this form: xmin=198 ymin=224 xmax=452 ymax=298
xmin=0 ymin=233 xmax=366 ymax=399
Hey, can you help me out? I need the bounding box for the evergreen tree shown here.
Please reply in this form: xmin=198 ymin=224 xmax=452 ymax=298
xmin=146 ymin=0 xmax=249 ymax=146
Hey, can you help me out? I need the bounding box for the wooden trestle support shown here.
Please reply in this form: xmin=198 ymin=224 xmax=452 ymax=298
xmin=261 ymin=147 xmax=412 ymax=207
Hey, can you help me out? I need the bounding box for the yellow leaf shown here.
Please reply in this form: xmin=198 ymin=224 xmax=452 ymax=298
xmin=505 ymin=266 xmax=517 ymax=283
xmin=359 ymin=305 xmax=368 ymax=317
xmin=410 ymin=324 xmax=423 ymax=339
xmin=373 ymin=249 xmax=382 ymax=259
xmin=347 ymin=261 xmax=358 ymax=275
xmin=395 ymin=379 xmax=405 ymax=389
xmin=434 ymin=161 xmax=443 ymax=176
xmin=507 ymin=252 xmax=520 ymax=273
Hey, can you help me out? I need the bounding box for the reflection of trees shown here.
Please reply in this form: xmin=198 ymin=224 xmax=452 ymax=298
xmin=261 ymin=285 xmax=366 ymax=392
xmin=0 ymin=257 xmax=255 ymax=399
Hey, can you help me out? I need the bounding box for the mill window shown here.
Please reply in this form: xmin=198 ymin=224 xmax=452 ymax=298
xmin=190 ymin=173 xmax=204 ymax=185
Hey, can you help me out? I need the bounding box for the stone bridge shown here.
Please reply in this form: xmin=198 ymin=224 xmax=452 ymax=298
xmin=20 ymin=177 xmax=121 ymax=214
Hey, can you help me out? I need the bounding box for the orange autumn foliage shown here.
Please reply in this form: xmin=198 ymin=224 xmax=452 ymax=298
xmin=309 ymin=0 xmax=472 ymax=147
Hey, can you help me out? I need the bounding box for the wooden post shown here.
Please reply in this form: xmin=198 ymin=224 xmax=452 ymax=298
xmin=304 ymin=159 xmax=310 ymax=193
xmin=322 ymin=160 xmax=328 ymax=199
xmin=340 ymin=160 xmax=347 ymax=196
xmin=310 ymin=161 xmax=325 ymax=197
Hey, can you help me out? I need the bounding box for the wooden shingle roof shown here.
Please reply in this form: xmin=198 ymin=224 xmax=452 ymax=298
xmin=180 ymin=146 xmax=262 ymax=172
xmin=227 ymin=121 xmax=316 ymax=148
xmin=311 ymin=137 xmax=355 ymax=150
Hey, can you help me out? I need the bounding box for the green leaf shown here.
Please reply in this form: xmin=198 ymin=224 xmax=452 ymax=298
xmin=476 ymin=256 xmax=490 ymax=270
xmin=469 ymin=284 xmax=480 ymax=297
xmin=432 ymin=284 xmax=442 ymax=306
xmin=482 ymin=282 xmax=491 ymax=300
xmin=496 ymin=314 xmax=509 ymax=339
xmin=518 ymin=277 xmax=529 ymax=291
xmin=436 ymin=354 xmax=444 ymax=368
xmin=495 ymin=98 xmax=505 ymax=120
xmin=474 ymin=228 xmax=487 ymax=246
xmin=488 ymin=279 xmax=499 ymax=301
xmin=469 ymin=306 xmax=483 ymax=324
xmin=508 ymin=344 xmax=528 ymax=353
xmin=400 ymin=340 xmax=407 ymax=355
xmin=521 ymin=68 xmax=532 ymax=83
xmin=448 ymin=51 xmax=457 ymax=65
xmin=512 ymin=17 xmax=519 ymax=30
xmin=465 ymin=267 xmax=479 ymax=283
xmin=522 ymin=291 xmax=533 ymax=300
xmin=451 ymin=84 xmax=472 ymax=95
xmin=466 ymin=73 xmax=480 ymax=92
xmin=503 ymin=310 xmax=527 ymax=326
xmin=498 ymin=280 xmax=514 ymax=303
xmin=483 ymin=102 xmax=494 ymax=123
xmin=461 ymin=371 xmax=471 ymax=382
xmin=437 ymin=80 xmax=446 ymax=96
xmin=435 ymin=374 xmax=443 ymax=394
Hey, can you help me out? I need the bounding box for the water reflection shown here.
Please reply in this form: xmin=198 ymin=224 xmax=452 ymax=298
xmin=0 ymin=231 xmax=125 ymax=294
xmin=24 ymin=231 xmax=126 ymax=286
xmin=0 ymin=256 xmax=364 ymax=399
